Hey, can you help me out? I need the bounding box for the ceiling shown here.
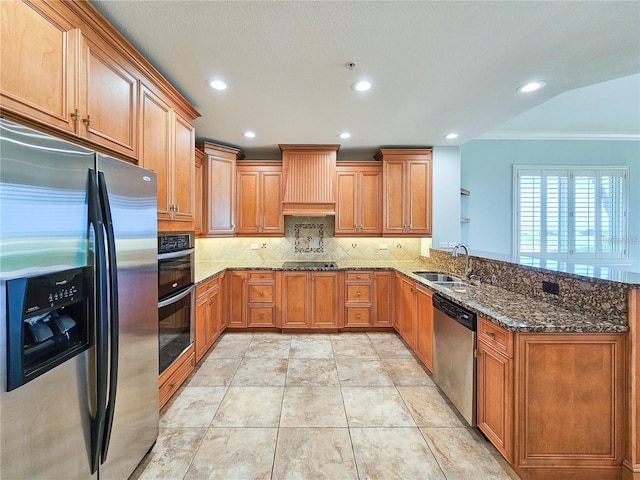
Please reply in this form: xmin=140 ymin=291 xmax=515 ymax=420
xmin=91 ymin=1 xmax=640 ymax=159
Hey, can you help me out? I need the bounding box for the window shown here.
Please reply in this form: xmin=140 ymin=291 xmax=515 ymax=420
xmin=514 ymin=166 xmax=628 ymax=261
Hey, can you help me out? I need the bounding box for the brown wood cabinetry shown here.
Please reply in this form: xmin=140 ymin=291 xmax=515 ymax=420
xmin=194 ymin=149 xmax=205 ymax=236
xmin=344 ymin=271 xmax=374 ymax=327
xmin=477 ymin=317 xmax=514 ymax=462
xmin=247 ymin=271 xmax=278 ymax=327
xmin=335 ymin=163 xmax=383 ymax=236
xmin=376 ymin=149 xmax=432 ymax=236
xmin=236 ymin=164 xmax=284 ymax=235
xmin=415 ymin=284 xmax=433 ymax=371
xmin=373 ymin=272 xmax=392 ymax=327
xmin=280 ymin=271 xmax=343 ymax=328
xmin=140 ymin=84 xmax=195 ymax=230
xmin=198 ymin=141 xmax=245 ymax=236
xmin=226 ymin=271 xmax=248 ymax=327
xmin=158 ymin=345 xmax=194 ymax=409
xmin=195 ymin=276 xmax=222 ymax=362
xmin=395 ymin=274 xmax=418 ymax=349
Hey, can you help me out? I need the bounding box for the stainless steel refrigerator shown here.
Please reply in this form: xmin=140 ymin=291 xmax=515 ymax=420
xmin=0 ymin=118 xmax=159 ymax=479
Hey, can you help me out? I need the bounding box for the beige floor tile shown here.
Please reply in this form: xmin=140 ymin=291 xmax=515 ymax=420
xmin=289 ymin=334 xmax=334 ymax=358
xmin=331 ymin=334 xmax=379 ymax=357
xmin=186 ymin=357 xmax=241 ymax=387
xmin=286 ymin=358 xmax=339 ymax=386
xmin=211 ymin=386 xmax=283 ymax=427
xmin=129 ymin=427 xmax=206 ymax=480
xmin=369 ymin=334 xmax=415 ymax=358
xmin=335 ymin=358 xmax=394 ymax=386
xmin=272 ymin=428 xmax=358 ymax=480
xmin=184 ymin=427 xmax=278 ymax=480
xmin=207 ymin=335 xmax=253 ymax=358
xmin=382 ymin=358 xmax=435 ymax=386
xmin=231 ymin=357 xmax=288 ymax=386
xmin=350 ymin=427 xmax=446 ymax=480
xmin=160 ymin=387 xmax=227 ymax=428
xmin=252 ymin=332 xmax=292 ymax=341
xmin=245 ymin=337 xmax=291 ymax=358
xmin=421 ymin=427 xmax=520 ymax=480
xmin=342 ymin=387 xmax=416 ymax=427
xmin=398 ymin=386 xmax=466 ymax=427
xmin=280 ymin=386 xmax=347 ymax=427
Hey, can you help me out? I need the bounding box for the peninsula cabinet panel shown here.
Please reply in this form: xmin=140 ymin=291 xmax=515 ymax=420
xmin=514 ymin=333 xmax=625 ymax=480
xmin=415 ymin=285 xmax=433 ymax=371
xmin=0 ymin=0 xmax=77 ymax=133
xmin=335 ymin=163 xmax=383 ymax=236
xmin=236 ymin=164 xmax=283 ymax=236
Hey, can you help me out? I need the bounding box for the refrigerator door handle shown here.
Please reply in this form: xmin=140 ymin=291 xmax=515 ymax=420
xmin=97 ymin=171 xmax=119 ymax=464
xmin=88 ymin=169 xmax=108 ymax=475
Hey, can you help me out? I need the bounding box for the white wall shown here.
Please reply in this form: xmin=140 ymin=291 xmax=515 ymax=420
xmin=431 ymin=146 xmax=461 ymax=249
xmin=460 ymin=139 xmax=640 ymax=272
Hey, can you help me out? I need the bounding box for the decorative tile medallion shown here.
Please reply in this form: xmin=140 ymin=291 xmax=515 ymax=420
xmin=294 ymin=223 xmax=324 ymax=253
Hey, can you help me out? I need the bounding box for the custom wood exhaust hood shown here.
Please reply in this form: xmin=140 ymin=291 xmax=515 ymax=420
xmin=280 ymin=144 xmax=339 ymax=216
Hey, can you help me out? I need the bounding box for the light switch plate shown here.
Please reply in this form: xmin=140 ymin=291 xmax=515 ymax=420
xmin=379 ymin=243 xmax=388 ymax=250
xmin=250 ymin=243 xmax=259 ymax=250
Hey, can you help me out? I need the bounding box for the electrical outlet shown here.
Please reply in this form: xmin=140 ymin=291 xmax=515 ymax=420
xmin=438 ymin=242 xmax=448 ymax=248
xmin=542 ymin=281 xmax=560 ymax=295
xmin=379 ymin=243 xmax=388 ymax=250
xmin=250 ymin=243 xmax=259 ymax=250
xmin=448 ymin=242 xmax=457 ymax=248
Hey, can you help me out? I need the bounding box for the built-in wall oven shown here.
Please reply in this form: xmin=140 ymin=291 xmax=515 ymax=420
xmin=158 ymin=232 xmax=194 ymax=374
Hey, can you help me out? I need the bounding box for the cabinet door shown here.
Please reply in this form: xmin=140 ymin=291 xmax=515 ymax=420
xmin=336 ymin=171 xmax=358 ymax=234
xmin=260 ymin=171 xmax=283 ymax=234
xmin=207 ymin=287 xmax=220 ymax=345
xmin=360 ymin=169 xmax=383 ymax=234
xmin=477 ymin=340 xmax=513 ymax=462
xmin=207 ymin=154 xmax=236 ymax=235
xmin=227 ymin=271 xmax=246 ymax=327
xmin=139 ymin=85 xmax=172 ymax=220
xmin=399 ymin=276 xmax=417 ymax=349
xmin=195 ymin=291 xmax=210 ymax=362
xmin=406 ymin=159 xmax=431 ymax=235
xmin=311 ymin=272 xmax=342 ymax=328
xmin=383 ymin=161 xmax=406 ymax=235
xmin=236 ymin=171 xmax=260 ymax=234
xmin=171 ymin=111 xmax=195 ymax=223
xmin=415 ymin=285 xmax=433 ymax=371
xmin=373 ymin=272 xmax=392 ymax=327
xmin=1 ymin=0 xmax=77 ymax=133
xmin=79 ymin=34 xmax=138 ymax=158
xmin=280 ymin=272 xmax=309 ymax=328
xmin=194 ymin=150 xmax=204 ymax=235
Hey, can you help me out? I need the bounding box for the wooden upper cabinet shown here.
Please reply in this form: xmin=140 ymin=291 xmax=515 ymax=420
xmin=79 ymin=34 xmax=138 ymax=158
xmin=376 ymin=149 xmax=432 ymax=236
xmin=1 ymin=0 xmax=77 ymax=133
xmin=236 ymin=163 xmax=283 ymax=236
xmin=198 ymin=141 xmax=244 ymax=236
xmin=140 ymin=84 xmax=195 ymax=229
xmin=194 ymin=149 xmax=205 ymax=236
xmin=336 ymin=163 xmax=382 ymax=236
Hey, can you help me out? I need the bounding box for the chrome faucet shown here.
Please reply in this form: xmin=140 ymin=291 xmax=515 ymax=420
xmin=451 ymin=243 xmax=473 ymax=280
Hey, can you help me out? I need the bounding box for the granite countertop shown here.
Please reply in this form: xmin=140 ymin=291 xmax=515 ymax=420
xmin=195 ymin=260 xmax=630 ymax=334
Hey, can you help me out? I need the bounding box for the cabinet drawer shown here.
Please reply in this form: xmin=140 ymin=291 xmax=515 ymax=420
xmin=478 ymin=317 xmax=513 ymax=357
xmin=249 ymin=271 xmax=275 ymax=280
xmin=159 ymin=349 xmax=195 ymax=409
xmin=346 ymin=271 xmax=373 ymax=282
xmin=248 ymin=284 xmax=275 ymax=302
xmin=196 ymin=276 xmax=219 ymax=297
xmin=345 ymin=307 xmax=372 ymax=326
xmin=248 ymin=306 xmax=275 ymax=327
xmin=346 ymin=284 xmax=372 ymax=303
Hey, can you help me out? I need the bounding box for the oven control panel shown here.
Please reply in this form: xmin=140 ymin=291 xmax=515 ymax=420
xmin=158 ymin=233 xmax=193 ymax=253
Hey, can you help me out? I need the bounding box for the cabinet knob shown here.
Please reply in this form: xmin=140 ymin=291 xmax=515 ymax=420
xmin=356 ymin=292 xmax=361 ymax=296
xmin=175 ymin=204 xmax=180 ymax=212
xmin=486 ymin=331 xmax=495 ymax=338
xmin=356 ymin=314 xmax=361 ymax=319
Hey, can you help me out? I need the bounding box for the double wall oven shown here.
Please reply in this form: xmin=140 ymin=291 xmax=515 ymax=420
xmin=157 ymin=232 xmax=194 ymax=374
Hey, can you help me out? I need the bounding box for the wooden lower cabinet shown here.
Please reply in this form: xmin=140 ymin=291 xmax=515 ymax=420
xmin=373 ymin=272 xmax=392 ymax=327
xmin=415 ymin=284 xmax=433 ymax=371
xmin=344 ymin=271 xmax=373 ymax=327
xmin=158 ymin=345 xmax=195 ymax=409
xmin=226 ymin=271 xmax=247 ymax=327
xmin=247 ymin=271 xmax=278 ymax=327
xmin=195 ymin=276 xmax=222 ymax=362
xmin=396 ymin=274 xmax=417 ymax=349
xmin=280 ymin=271 xmax=343 ymax=328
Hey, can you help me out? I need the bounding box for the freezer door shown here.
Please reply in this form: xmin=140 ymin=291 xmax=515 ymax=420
xmin=0 ymin=119 xmax=97 ymax=479
xmin=96 ymin=154 xmax=159 ymax=479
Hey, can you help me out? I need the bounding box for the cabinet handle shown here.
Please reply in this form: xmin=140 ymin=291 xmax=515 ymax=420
xmin=71 ymin=108 xmax=81 ymax=127
xmin=83 ymin=114 xmax=92 ymax=127
xmin=175 ymin=204 xmax=180 ymax=213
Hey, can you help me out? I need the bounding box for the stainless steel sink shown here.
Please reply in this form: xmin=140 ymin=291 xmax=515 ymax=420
xmin=413 ymin=271 xmax=460 ymax=282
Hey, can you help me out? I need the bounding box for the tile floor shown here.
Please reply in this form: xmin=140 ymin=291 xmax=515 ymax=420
xmin=131 ymin=332 xmax=520 ymax=480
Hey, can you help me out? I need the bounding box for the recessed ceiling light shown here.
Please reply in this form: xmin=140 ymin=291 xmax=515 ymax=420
xmin=517 ymin=81 xmax=546 ymax=93
xmin=352 ymin=80 xmax=372 ymax=92
xmin=445 ymin=133 xmax=459 ymax=140
xmin=339 ymin=132 xmax=351 ymax=139
xmin=209 ymin=79 xmax=227 ymax=90
xmin=243 ymin=131 xmax=256 ymax=138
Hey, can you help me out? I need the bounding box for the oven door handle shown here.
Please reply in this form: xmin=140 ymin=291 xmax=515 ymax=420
xmin=157 ymin=248 xmax=194 ymax=260
xmin=158 ymin=285 xmax=194 ymax=308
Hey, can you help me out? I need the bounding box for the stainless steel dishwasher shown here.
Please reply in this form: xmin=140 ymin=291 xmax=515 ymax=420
xmin=432 ymin=294 xmax=477 ymax=426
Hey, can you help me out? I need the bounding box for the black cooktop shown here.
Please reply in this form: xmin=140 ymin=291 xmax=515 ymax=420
xmin=281 ymin=261 xmax=339 ymax=268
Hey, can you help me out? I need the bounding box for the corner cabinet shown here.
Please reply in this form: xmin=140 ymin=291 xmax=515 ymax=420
xmin=198 ymin=141 xmax=245 ymax=236
xmin=376 ymin=149 xmax=432 ymax=236
xmin=335 ymin=163 xmax=383 ymax=236
xmin=140 ymin=84 xmax=196 ymax=231
xmin=236 ymin=163 xmax=284 ymax=236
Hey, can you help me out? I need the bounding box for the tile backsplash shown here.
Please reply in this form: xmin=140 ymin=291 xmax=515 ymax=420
xmin=196 ymin=216 xmax=423 ymax=263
